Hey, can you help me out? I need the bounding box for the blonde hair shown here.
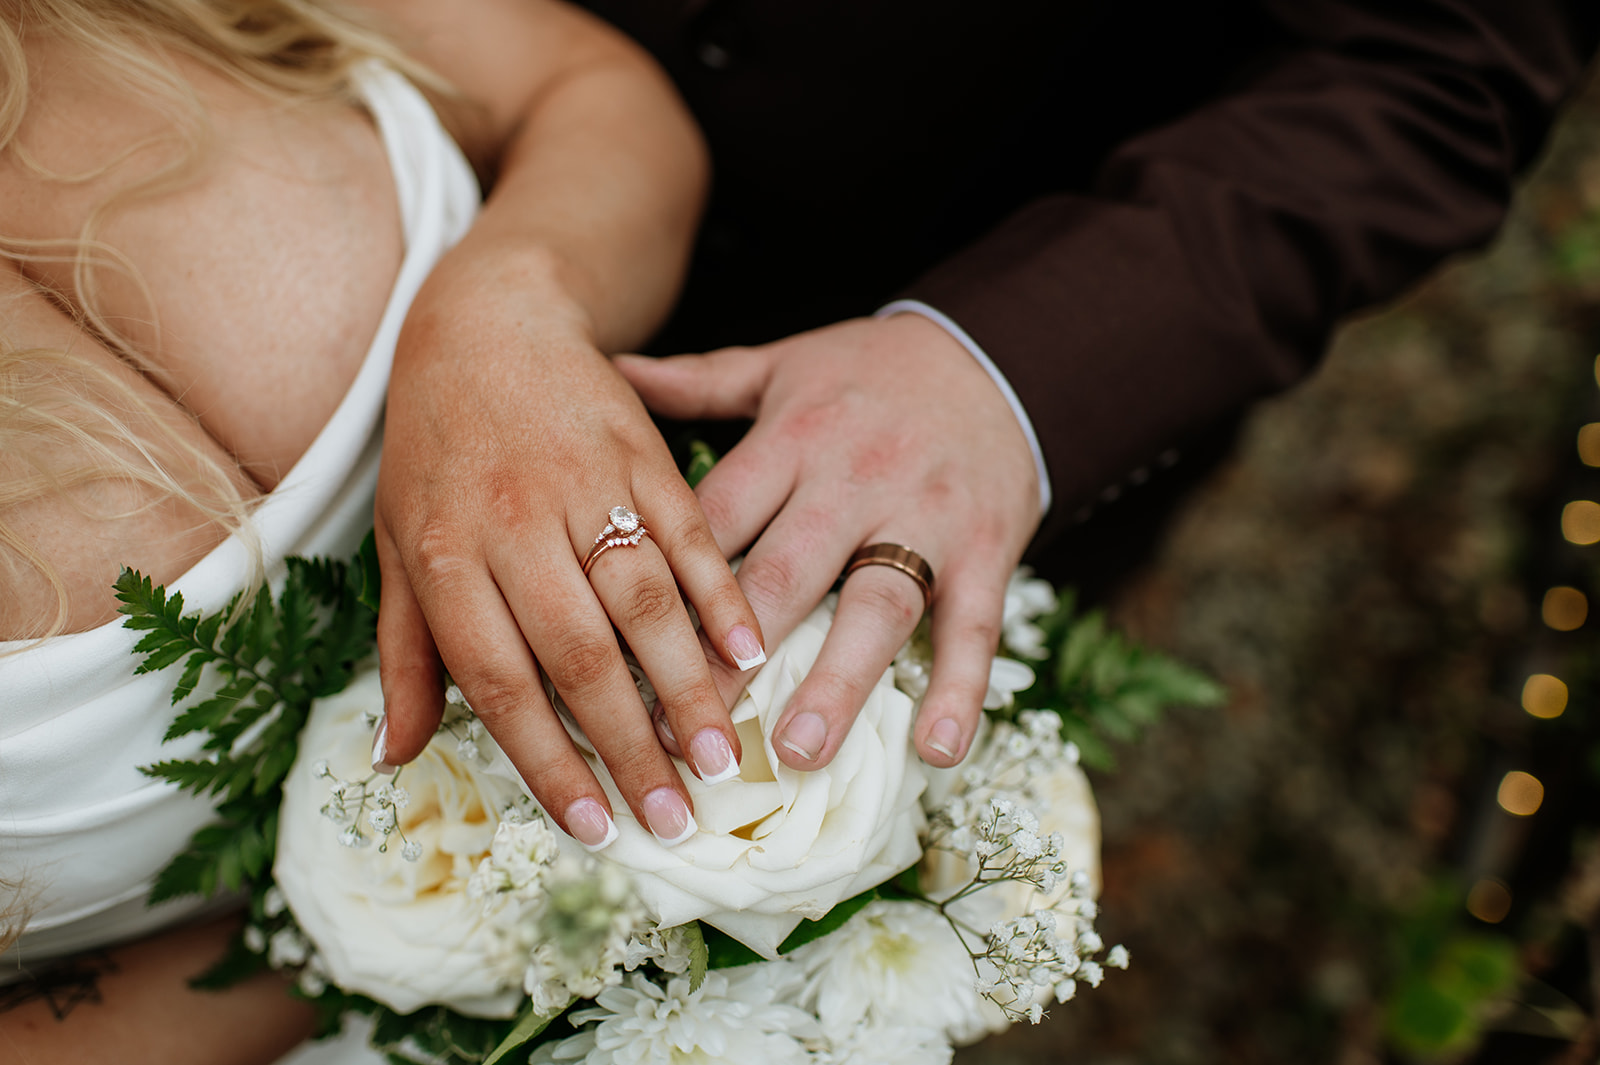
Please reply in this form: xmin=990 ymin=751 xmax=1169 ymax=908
xmin=0 ymin=0 xmax=438 ymax=640
xmin=0 ymin=0 xmax=438 ymax=949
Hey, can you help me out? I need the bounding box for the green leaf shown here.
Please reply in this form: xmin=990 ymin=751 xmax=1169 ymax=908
xmin=702 ymin=925 xmax=764 ymax=970
xmin=482 ymin=1001 xmax=568 ymax=1065
xmin=140 ymin=758 xmax=225 ymax=793
xmin=255 ymin=741 xmax=298 ymax=796
xmin=685 ymin=439 xmax=719 ymax=488
xmin=777 ymin=886 xmax=880 ymax=954
xmin=682 ymin=921 xmax=709 ymax=992
xmin=147 ymin=850 xmax=212 ymax=904
xmin=356 ymin=529 xmax=382 ymax=614
xmin=172 ymin=654 xmax=209 ymax=704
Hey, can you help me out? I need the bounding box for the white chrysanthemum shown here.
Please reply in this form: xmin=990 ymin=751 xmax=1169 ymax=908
xmin=532 ymin=965 xmax=818 ymax=1065
xmin=984 ymin=657 xmax=1037 ymax=710
xmin=815 ymin=1021 xmax=953 ymax=1065
xmin=790 ymin=900 xmax=992 ymax=1045
xmin=1000 ymin=569 xmax=1058 ymax=660
xmin=893 ymin=630 xmax=1035 ymax=711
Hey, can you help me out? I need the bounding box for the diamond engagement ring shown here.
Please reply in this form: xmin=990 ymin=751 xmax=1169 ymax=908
xmin=581 ymin=506 xmax=651 ymax=576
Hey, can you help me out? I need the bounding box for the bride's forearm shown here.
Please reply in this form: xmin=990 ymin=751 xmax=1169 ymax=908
xmin=359 ymin=0 xmax=709 ymax=354
xmin=0 ymin=915 xmax=314 ymax=1065
xmin=453 ymin=49 xmax=708 ymax=354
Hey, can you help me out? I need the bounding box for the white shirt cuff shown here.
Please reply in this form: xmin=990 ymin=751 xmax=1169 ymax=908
xmin=876 ymin=299 xmax=1053 ymax=518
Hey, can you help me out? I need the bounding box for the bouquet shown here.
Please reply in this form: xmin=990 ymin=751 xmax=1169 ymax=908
xmin=119 ymin=529 xmax=1220 ymax=1065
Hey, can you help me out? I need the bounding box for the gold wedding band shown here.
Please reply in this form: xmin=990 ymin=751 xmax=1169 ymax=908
xmin=843 ymin=543 xmax=935 ymax=611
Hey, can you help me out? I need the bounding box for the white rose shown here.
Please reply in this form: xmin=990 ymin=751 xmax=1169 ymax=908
xmin=274 ymin=669 xmax=528 ymax=1017
xmin=569 ymin=598 xmax=930 ymax=958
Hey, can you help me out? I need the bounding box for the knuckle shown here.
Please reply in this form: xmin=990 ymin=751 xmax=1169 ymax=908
xmin=545 ymin=635 xmax=617 ymax=695
xmin=959 ymin=614 xmax=1003 ymax=653
xmin=598 ymin=730 xmax=666 ymax=785
xmin=618 ymin=579 xmax=683 ymax=630
xmin=740 ymin=551 xmax=804 ymax=610
xmin=459 ymin=665 xmax=533 ymax=724
xmin=696 ymin=489 xmax=739 ymax=535
xmin=845 ymin=431 xmax=917 ymax=486
xmin=668 ymin=511 xmax=720 ymax=557
xmin=411 ymin=525 xmax=473 ymax=587
xmin=851 ymin=575 xmax=921 ymax=632
xmin=656 ymin=675 xmax=722 ymax=720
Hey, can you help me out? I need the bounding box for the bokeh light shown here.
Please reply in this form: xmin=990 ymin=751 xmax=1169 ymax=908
xmin=1542 ymin=586 xmax=1589 ymax=630
xmin=1497 ymin=771 xmax=1545 ymax=816
xmin=1562 ymin=500 xmax=1600 ymax=545
xmin=1579 ymin=423 xmax=1600 ymax=467
xmin=1521 ymin=673 xmax=1569 ymax=719
xmin=1466 ymin=879 xmax=1513 ymax=924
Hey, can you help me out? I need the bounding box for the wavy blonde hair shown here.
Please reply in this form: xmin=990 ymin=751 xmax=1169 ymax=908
xmin=0 ymin=0 xmax=439 ymax=955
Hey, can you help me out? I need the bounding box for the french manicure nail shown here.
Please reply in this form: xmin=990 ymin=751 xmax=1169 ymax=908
xmin=727 ymin=625 xmax=767 ymax=671
xmin=371 ymin=716 xmax=396 ymax=775
xmin=565 ymin=798 xmax=618 ymax=851
xmin=690 ymin=728 xmax=739 ymax=785
xmin=927 ymin=718 xmax=962 ymax=761
xmin=643 ymin=787 xmax=697 ymax=846
xmin=779 ymin=712 xmax=827 ymax=762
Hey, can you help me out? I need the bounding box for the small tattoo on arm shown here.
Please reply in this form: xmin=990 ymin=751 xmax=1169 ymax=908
xmin=0 ymin=951 xmax=119 ymax=1020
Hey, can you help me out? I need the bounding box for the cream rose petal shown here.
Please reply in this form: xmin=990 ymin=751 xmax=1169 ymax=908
xmin=274 ymin=671 xmax=527 ymax=1017
xmin=551 ymin=601 xmax=929 ymax=957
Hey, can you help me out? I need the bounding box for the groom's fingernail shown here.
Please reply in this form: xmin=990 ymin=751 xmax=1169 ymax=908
xmin=927 ymin=718 xmax=962 ymax=761
xmin=779 ymin=712 xmax=827 ymax=762
xmin=690 ymin=729 xmax=739 ymax=785
xmin=726 ymin=625 xmax=767 ymax=671
xmin=371 ymin=716 xmax=397 ymax=775
xmin=643 ymin=787 xmax=697 ymax=846
xmin=565 ymin=798 xmax=618 ymax=852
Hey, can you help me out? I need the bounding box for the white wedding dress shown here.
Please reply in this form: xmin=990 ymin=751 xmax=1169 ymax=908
xmin=0 ymin=64 xmax=479 ymax=1063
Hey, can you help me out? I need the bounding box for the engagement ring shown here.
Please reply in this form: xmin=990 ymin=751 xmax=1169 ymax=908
xmin=582 ymin=505 xmax=650 ymax=575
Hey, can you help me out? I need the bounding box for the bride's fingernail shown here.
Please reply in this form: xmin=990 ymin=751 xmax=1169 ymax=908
xmin=643 ymin=787 xmax=697 ymax=846
xmin=727 ymin=625 xmax=766 ymax=671
xmin=927 ymin=718 xmax=962 ymax=761
xmin=690 ymin=728 xmax=739 ymax=785
xmin=371 ymin=716 xmax=396 ymax=775
xmin=779 ymin=712 xmax=827 ymax=762
xmin=565 ymin=798 xmax=618 ymax=852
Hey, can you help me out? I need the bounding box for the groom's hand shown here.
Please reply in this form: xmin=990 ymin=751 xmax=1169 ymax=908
xmin=613 ymin=313 xmax=1042 ymax=769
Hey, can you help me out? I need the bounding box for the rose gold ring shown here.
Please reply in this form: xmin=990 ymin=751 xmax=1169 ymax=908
xmin=582 ymin=505 xmax=650 ymax=576
xmin=843 ymin=543 xmax=935 ymax=611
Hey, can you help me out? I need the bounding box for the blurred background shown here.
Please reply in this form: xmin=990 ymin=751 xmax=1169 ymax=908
xmin=958 ymin=68 xmax=1600 ymax=1065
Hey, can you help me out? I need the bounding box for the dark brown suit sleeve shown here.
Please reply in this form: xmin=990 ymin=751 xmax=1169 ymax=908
xmin=905 ymin=0 xmax=1599 ymax=549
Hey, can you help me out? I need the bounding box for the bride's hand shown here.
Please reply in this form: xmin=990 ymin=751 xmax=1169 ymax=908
xmin=374 ymin=251 xmax=762 ymax=849
xmin=358 ymin=0 xmax=753 ymax=848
